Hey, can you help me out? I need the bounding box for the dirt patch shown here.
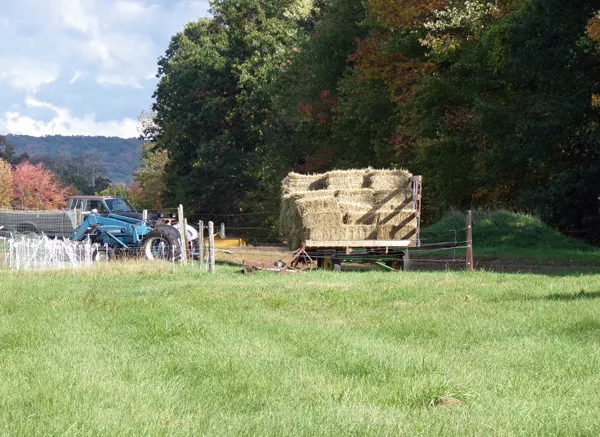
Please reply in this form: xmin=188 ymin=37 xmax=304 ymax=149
xmin=437 ymin=396 xmax=461 ymax=407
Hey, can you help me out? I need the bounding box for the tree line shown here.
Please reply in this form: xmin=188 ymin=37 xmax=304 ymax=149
xmin=5 ymin=134 xmax=143 ymax=183
xmin=141 ymin=0 xmax=600 ymax=236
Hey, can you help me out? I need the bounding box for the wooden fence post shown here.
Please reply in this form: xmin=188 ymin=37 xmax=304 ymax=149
xmin=198 ymin=220 xmax=204 ymax=270
xmin=208 ymin=221 xmax=215 ymax=274
xmin=178 ymin=204 xmax=189 ymax=263
xmin=466 ymin=210 xmax=474 ymax=272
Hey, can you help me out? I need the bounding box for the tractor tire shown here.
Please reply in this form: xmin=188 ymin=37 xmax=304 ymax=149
xmin=141 ymin=229 xmax=182 ymax=261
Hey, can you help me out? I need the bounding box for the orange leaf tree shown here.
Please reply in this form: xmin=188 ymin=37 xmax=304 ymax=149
xmin=0 ymin=158 xmax=12 ymax=209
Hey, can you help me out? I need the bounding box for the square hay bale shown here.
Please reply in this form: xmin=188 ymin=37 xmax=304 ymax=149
xmin=377 ymin=221 xmax=419 ymax=240
xmin=301 ymin=211 xmax=343 ymax=229
xmin=325 ymin=169 xmax=368 ymax=190
xmin=280 ymin=168 xmax=419 ymax=248
xmin=334 ymin=189 xmax=375 ymax=204
xmin=282 ymin=173 xmax=327 ymax=195
xmin=366 ymin=169 xmax=412 ymax=191
xmin=342 ymin=210 xmax=377 ymax=225
xmin=338 ymin=201 xmax=373 ymax=215
xmin=295 ymin=197 xmax=340 ymax=215
xmin=373 ymin=188 xmax=413 ymax=209
xmin=306 ymin=227 xmax=346 ymax=241
xmin=341 ymin=224 xmax=378 ymax=240
xmin=373 ymin=209 xmax=416 ymax=227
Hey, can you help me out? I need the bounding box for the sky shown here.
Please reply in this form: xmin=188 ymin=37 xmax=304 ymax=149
xmin=0 ymin=0 xmax=210 ymax=138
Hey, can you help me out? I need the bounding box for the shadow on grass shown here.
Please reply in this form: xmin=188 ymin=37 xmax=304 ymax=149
xmin=544 ymin=290 xmax=600 ymax=301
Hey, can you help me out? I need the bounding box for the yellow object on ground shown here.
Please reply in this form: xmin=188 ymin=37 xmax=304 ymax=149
xmin=204 ymin=237 xmax=246 ymax=247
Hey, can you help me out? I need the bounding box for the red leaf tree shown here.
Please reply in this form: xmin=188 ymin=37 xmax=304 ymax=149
xmin=12 ymin=162 xmax=68 ymax=210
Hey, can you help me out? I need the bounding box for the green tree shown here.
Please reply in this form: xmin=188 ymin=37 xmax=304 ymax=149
xmin=150 ymin=1 xmax=312 ymax=215
xmin=131 ymin=143 xmax=169 ymax=210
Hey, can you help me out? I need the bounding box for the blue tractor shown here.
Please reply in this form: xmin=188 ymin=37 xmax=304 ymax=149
xmin=73 ymin=211 xmax=185 ymax=261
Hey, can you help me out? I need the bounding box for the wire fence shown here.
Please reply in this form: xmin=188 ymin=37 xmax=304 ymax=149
xmin=0 ymin=232 xmax=217 ymax=273
xmin=14 ymin=206 xmax=594 ymax=273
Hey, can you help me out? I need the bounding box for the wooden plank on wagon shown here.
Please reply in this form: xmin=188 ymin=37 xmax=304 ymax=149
xmin=305 ymin=240 xmax=414 ymax=248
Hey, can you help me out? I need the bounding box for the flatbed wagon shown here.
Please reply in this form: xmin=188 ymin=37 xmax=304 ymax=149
xmin=290 ymin=239 xmax=417 ymax=271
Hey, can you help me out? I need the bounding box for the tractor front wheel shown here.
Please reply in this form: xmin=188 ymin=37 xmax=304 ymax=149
xmin=142 ymin=230 xmax=182 ymax=261
xmin=92 ymin=248 xmax=114 ymax=263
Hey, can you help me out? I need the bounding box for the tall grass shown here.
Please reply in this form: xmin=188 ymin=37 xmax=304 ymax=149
xmin=1 ymin=263 xmax=600 ymax=435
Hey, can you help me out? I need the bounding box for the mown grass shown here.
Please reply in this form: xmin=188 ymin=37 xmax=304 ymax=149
xmin=1 ymin=262 xmax=600 ymax=435
xmin=419 ymin=210 xmax=600 ymax=265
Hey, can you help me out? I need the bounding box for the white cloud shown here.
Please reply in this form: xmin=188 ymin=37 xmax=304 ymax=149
xmin=50 ymin=0 xmax=99 ymax=34
xmin=0 ymin=0 xmax=211 ymax=137
xmin=0 ymin=98 xmax=139 ymax=137
xmin=0 ymin=59 xmax=60 ymax=94
xmin=69 ymin=70 xmax=84 ymax=84
xmin=110 ymin=0 xmax=155 ymax=21
xmin=97 ymin=74 xmax=143 ymax=89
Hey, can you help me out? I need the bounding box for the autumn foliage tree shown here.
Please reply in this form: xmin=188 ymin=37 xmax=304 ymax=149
xmin=0 ymin=158 xmax=12 ymax=209
xmin=12 ymin=162 xmax=69 ymax=210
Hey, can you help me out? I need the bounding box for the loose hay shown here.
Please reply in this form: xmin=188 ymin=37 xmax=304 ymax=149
xmin=281 ymin=168 xmax=419 ymax=248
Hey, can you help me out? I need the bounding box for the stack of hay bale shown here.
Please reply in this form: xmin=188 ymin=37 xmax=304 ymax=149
xmin=280 ymin=168 xmax=418 ymax=249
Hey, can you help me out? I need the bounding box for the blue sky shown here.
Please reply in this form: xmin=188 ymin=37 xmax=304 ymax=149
xmin=0 ymin=0 xmax=210 ymax=138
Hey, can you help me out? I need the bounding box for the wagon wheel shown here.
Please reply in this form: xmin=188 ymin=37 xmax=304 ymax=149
xmin=320 ymin=256 xmax=341 ymax=272
xmin=384 ymin=252 xmax=406 ymax=271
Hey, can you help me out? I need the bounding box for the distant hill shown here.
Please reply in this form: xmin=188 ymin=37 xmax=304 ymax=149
xmin=5 ymin=134 xmax=144 ymax=183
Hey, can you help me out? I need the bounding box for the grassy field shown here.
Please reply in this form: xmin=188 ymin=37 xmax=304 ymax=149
xmin=2 ymin=262 xmax=600 ymax=435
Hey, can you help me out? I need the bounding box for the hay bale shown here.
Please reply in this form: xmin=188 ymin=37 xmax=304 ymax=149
xmin=338 ymin=201 xmax=372 ymax=214
xmin=282 ymin=173 xmax=327 ymax=195
xmin=325 ymin=169 xmax=368 ymax=190
xmin=334 ymin=189 xmax=374 ymax=204
xmin=306 ymin=227 xmax=345 ymax=241
xmin=377 ymin=220 xmax=418 ymax=240
xmin=366 ymin=169 xmax=412 ymax=191
xmin=342 ymin=210 xmax=377 ymax=225
xmin=342 ymin=224 xmax=378 ymax=240
xmin=281 ymin=195 xmax=343 ymax=248
xmin=373 ymin=188 xmax=413 ymax=208
xmin=295 ymin=197 xmax=340 ymax=214
xmin=280 ymin=168 xmax=419 ymax=248
xmin=373 ymin=209 xmax=416 ymax=226
xmin=301 ymin=211 xmax=343 ymax=229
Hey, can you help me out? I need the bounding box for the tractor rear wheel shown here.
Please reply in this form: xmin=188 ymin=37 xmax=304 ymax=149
xmin=142 ymin=229 xmax=182 ymax=261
